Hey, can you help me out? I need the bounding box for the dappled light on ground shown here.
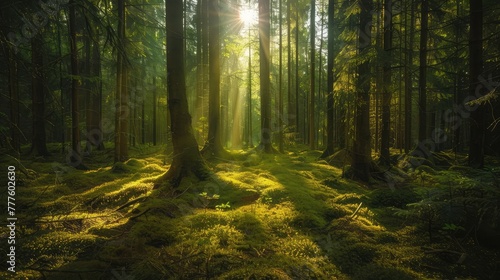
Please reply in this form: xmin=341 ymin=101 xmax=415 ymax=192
xmin=0 ymin=144 xmax=499 ymax=279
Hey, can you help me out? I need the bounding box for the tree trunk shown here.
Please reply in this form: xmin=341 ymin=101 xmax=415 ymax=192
xmin=257 ymin=0 xmax=275 ymax=153
xmin=31 ymin=35 xmax=50 ymax=157
xmin=85 ymin=31 xmax=105 ymax=151
xmin=68 ymin=1 xmax=87 ymax=169
xmin=418 ymin=0 xmax=428 ymax=144
xmin=8 ymin=44 xmax=20 ymax=156
xmin=278 ymin=0 xmax=284 ymax=153
xmin=321 ymin=0 xmax=335 ymax=158
xmin=352 ymin=0 xmax=373 ymax=182
xmin=159 ymin=0 xmax=209 ymax=187
xmin=114 ymin=0 xmax=129 ymax=162
xmin=287 ymin=0 xmax=293 ymax=133
xmin=202 ymin=0 xmax=228 ymax=157
xmin=468 ymin=0 xmax=484 ymax=168
xmin=404 ymin=0 xmax=415 ymax=153
xmin=380 ymin=0 xmax=393 ymax=165
xmin=309 ymin=0 xmax=316 ymax=150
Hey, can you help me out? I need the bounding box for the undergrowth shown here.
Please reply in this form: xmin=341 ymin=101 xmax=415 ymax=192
xmin=0 ymin=144 xmax=498 ymax=279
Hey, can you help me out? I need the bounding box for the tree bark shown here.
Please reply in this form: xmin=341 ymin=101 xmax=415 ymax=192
xmin=321 ymin=0 xmax=335 ymax=159
xmin=202 ymin=0 xmax=228 ymax=157
xmin=404 ymin=0 xmax=415 ymax=153
xmin=380 ymin=0 xmax=393 ymax=165
xmin=309 ymin=0 xmax=316 ymax=150
xmin=31 ymin=35 xmax=50 ymax=157
xmin=159 ymin=0 xmax=209 ymax=187
xmin=114 ymin=0 xmax=129 ymax=162
xmin=257 ymin=0 xmax=275 ymax=153
xmin=418 ymin=0 xmax=428 ymax=143
xmin=351 ymin=0 xmax=373 ymax=182
xmin=468 ymin=0 xmax=484 ymax=168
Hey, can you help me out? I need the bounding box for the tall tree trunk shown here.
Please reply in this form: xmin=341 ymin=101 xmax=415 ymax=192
xmin=202 ymin=0 xmax=227 ymax=157
xmin=295 ymin=7 xmax=300 ymax=138
xmin=152 ymin=67 xmax=157 ymax=145
xmin=159 ymin=0 xmax=209 ymax=187
xmin=258 ymin=0 xmax=274 ymax=152
xmin=90 ymin=37 xmax=105 ymax=150
xmin=352 ymin=0 xmax=373 ymax=182
xmin=115 ymin=0 xmax=129 ymax=162
xmin=68 ymin=1 xmax=86 ymax=169
xmin=380 ymin=0 xmax=393 ymax=165
xmin=287 ymin=0 xmax=293 ymax=132
xmin=247 ymin=25 xmax=254 ymax=148
xmin=418 ymin=0 xmax=428 ymax=144
xmin=8 ymin=45 xmax=20 ymax=156
xmin=468 ymin=0 xmax=484 ymax=168
xmin=404 ymin=0 xmax=415 ymax=153
xmin=31 ymin=35 xmax=50 ymax=157
xmin=278 ymin=0 xmax=284 ymax=153
xmin=309 ymin=0 xmax=316 ymax=149
xmin=321 ymin=0 xmax=335 ymax=158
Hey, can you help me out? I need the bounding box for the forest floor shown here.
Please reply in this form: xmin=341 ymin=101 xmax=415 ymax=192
xmin=1 ymin=143 xmax=499 ymax=279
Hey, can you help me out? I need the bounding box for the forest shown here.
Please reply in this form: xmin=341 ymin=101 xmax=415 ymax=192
xmin=1 ymin=0 xmax=500 ymax=279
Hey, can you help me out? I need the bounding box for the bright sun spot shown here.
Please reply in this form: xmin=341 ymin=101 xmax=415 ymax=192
xmin=239 ymin=8 xmax=257 ymax=26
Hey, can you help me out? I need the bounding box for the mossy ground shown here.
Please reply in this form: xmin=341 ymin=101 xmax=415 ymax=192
xmin=0 ymin=144 xmax=498 ymax=279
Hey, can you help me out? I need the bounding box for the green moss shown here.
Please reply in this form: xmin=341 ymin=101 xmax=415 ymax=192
xmin=370 ymin=188 xmax=420 ymax=208
xmin=291 ymin=212 xmax=326 ymax=230
xmin=111 ymin=162 xmax=131 ymax=173
xmin=323 ymin=204 xmax=351 ymax=220
xmin=352 ymin=264 xmax=417 ymax=280
xmin=330 ymin=242 xmax=379 ymax=273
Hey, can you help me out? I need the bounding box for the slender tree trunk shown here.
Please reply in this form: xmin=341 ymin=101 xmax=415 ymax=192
xmin=278 ymin=0 xmax=284 ymax=153
xmin=295 ymin=7 xmax=300 ymax=138
xmin=352 ymin=0 xmax=373 ymax=182
xmin=287 ymin=0 xmax=293 ymax=132
xmin=159 ymin=0 xmax=209 ymax=187
xmin=468 ymin=0 xmax=484 ymax=168
xmin=114 ymin=0 xmax=128 ymax=162
xmin=202 ymin=0 xmax=227 ymax=156
xmin=380 ymin=0 xmax=393 ymax=165
xmin=31 ymin=35 xmax=50 ymax=157
xmin=8 ymin=46 xmax=20 ymax=155
xmin=418 ymin=0 xmax=428 ymax=143
xmin=90 ymin=38 xmax=105 ymax=150
xmin=404 ymin=0 xmax=415 ymax=153
xmin=258 ymin=0 xmax=274 ymax=152
xmin=68 ymin=1 xmax=86 ymax=168
xmin=309 ymin=0 xmax=316 ymax=149
xmin=321 ymin=0 xmax=335 ymax=158
xmin=152 ymin=66 xmax=157 ymax=145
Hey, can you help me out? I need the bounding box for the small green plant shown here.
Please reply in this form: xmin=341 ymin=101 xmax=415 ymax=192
xmin=199 ymin=192 xmax=220 ymax=212
xmin=215 ymin=201 xmax=231 ymax=211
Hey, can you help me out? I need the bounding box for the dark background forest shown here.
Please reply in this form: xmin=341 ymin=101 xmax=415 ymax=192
xmin=1 ymin=0 xmax=500 ymax=279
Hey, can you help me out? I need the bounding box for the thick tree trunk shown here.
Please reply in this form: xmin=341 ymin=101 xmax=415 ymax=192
xmin=468 ymin=0 xmax=484 ymax=168
xmin=321 ymin=0 xmax=335 ymax=158
xmin=351 ymin=0 xmax=373 ymax=182
xmin=159 ymin=0 xmax=209 ymax=187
